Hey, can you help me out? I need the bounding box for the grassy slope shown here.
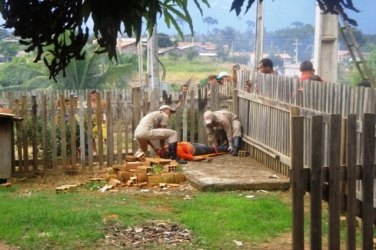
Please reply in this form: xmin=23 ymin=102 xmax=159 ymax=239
xmin=160 ymin=57 xmax=233 ymax=85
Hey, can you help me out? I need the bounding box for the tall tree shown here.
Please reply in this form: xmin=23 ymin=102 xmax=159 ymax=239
xmin=203 ymin=16 xmax=218 ymax=33
xmin=246 ymin=20 xmax=255 ymax=32
xmin=158 ymin=33 xmax=174 ymax=48
xmin=291 ymin=21 xmax=304 ymax=28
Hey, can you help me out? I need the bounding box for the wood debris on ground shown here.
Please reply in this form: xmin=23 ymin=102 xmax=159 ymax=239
xmin=102 ymin=222 xmax=193 ymax=248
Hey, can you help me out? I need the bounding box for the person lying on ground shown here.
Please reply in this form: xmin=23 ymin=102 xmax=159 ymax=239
xmin=158 ymin=142 xmax=228 ymax=161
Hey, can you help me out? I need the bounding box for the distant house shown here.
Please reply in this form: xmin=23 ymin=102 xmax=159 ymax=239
xmin=280 ymin=63 xmax=300 ymax=77
xmin=276 ymin=53 xmax=293 ymax=66
xmin=115 ymin=38 xmax=147 ymax=55
xmin=176 ymin=41 xmax=217 ymax=54
xmin=158 ymin=47 xmax=185 ymax=56
xmin=198 ymin=52 xmax=217 ymax=57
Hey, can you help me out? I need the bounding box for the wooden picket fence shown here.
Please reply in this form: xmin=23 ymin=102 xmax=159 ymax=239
xmin=236 ymin=70 xmax=376 ymax=176
xmin=0 ymin=83 xmax=234 ymax=175
xmin=235 ymin=69 xmax=376 ymax=249
xmin=291 ymin=113 xmax=375 ymax=250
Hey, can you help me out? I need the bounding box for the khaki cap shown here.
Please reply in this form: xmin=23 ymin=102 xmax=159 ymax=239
xmin=159 ymin=105 xmax=176 ymax=113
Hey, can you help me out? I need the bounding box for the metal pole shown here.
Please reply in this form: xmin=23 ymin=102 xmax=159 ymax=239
xmin=254 ymin=0 xmax=264 ymax=70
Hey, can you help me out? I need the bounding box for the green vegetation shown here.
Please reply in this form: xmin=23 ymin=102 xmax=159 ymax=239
xmin=0 ymin=187 xmax=291 ymax=249
xmin=0 ymin=47 xmax=137 ymax=91
xmin=161 ymin=57 xmax=230 ymax=84
xmin=173 ymin=192 xmax=292 ymax=248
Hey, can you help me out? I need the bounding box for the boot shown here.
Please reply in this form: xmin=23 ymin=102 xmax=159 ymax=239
xmin=168 ymin=142 xmax=187 ymax=164
xmin=232 ymin=137 xmax=242 ymax=156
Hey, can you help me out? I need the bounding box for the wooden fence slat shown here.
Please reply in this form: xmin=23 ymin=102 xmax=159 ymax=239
xmin=189 ymin=89 xmax=195 ymax=143
xmin=132 ymin=88 xmax=141 ymax=154
xmin=116 ymin=94 xmax=123 ymax=164
xmin=41 ymin=95 xmax=47 ymax=169
xmin=291 ymin=113 xmax=304 ymax=250
xmin=31 ymin=96 xmax=38 ymax=170
xmin=78 ymin=94 xmax=86 ymax=167
xmin=14 ymin=99 xmax=23 ymax=171
xmin=328 ymin=114 xmax=341 ymax=250
xmin=59 ymin=95 xmax=67 ymax=168
xmin=86 ymin=92 xmax=94 ymax=169
xmin=310 ymin=115 xmax=323 ymax=250
xmin=346 ymin=114 xmax=357 ymax=250
xmin=96 ymin=92 xmax=104 ymax=167
xmin=69 ymin=95 xmax=77 ymax=168
xmin=21 ymin=96 xmax=29 ymax=171
xmin=50 ymin=95 xmax=57 ymax=169
xmin=361 ymin=113 xmax=375 ymax=250
xmin=106 ymin=91 xmax=114 ymax=166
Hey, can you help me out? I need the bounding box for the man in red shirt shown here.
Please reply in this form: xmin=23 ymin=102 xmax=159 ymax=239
xmin=158 ymin=142 xmax=228 ymax=161
xmin=300 ymin=60 xmax=322 ymax=81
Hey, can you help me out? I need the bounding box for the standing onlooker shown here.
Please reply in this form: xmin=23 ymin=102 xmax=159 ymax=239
xmin=134 ymin=105 xmax=187 ymax=164
xmin=216 ymin=71 xmax=232 ymax=85
xmin=299 ymin=60 xmax=315 ymax=80
xmin=207 ymin=74 xmax=231 ymax=101
xmin=203 ymin=110 xmax=243 ymax=156
xmin=257 ymin=58 xmax=277 ymax=75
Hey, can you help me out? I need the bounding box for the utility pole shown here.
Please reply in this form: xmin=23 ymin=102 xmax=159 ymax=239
xmin=293 ymin=38 xmax=301 ymax=63
xmin=147 ymin=25 xmax=160 ymax=111
xmin=254 ymin=0 xmax=264 ymax=70
xmin=137 ymin=39 xmax=143 ymax=88
xmin=313 ymin=4 xmax=338 ymax=82
xmin=147 ymin=25 xmax=159 ymax=90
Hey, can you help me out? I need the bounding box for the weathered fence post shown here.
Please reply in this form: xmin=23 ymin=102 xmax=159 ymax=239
xmin=328 ymin=114 xmax=341 ymax=250
xmin=345 ymin=114 xmax=357 ymax=250
xmin=50 ymin=95 xmax=57 ymax=169
xmin=361 ymin=113 xmax=375 ymax=250
xmin=116 ymin=93 xmax=123 ymax=164
xmin=69 ymin=94 xmax=77 ymax=168
xmin=14 ymin=99 xmax=23 ymax=171
xmin=86 ymin=92 xmax=94 ymax=170
xmin=197 ymin=87 xmax=208 ymax=144
xmin=189 ymin=89 xmax=195 ymax=143
xmin=31 ymin=95 xmax=38 ymax=171
xmin=291 ymin=107 xmax=304 ymax=250
xmin=41 ymin=95 xmax=47 ymax=169
xmin=210 ymin=82 xmax=219 ymax=111
xmin=310 ymin=115 xmax=323 ymax=250
xmin=78 ymin=93 xmax=85 ymax=167
xmin=132 ymin=87 xmax=141 ymax=155
xmin=233 ymin=89 xmax=239 ymax=115
xmin=96 ymin=92 xmax=104 ymax=167
xmin=59 ymin=94 xmax=67 ymax=169
xmin=106 ymin=91 xmax=114 ymax=166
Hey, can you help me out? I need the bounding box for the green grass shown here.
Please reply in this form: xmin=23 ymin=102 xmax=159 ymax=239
xmin=0 ymin=186 xmax=291 ymax=249
xmin=174 ymin=192 xmax=292 ymax=248
xmin=161 ymin=57 xmax=232 ymax=83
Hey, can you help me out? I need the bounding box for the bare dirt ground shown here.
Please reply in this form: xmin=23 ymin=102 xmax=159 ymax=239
xmin=1 ymin=156 xmax=297 ymax=250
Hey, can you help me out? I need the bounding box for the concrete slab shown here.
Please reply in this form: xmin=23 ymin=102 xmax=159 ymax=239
xmin=183 ymin=154 xmax=290 ymax=191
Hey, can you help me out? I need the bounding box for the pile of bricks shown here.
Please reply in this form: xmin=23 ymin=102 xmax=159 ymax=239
xmin=107 ymin=157 xmax=187 ymax=188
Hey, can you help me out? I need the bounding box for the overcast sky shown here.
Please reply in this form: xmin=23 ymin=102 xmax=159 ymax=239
xmin=158 ymin=0 xmax=376 ymax=35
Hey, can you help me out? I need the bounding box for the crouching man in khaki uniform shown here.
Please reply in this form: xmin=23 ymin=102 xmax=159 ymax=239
xmin=134 ymin=105 xmax=187 ymax=164
xmin=203 ymin=110 xmax=242 ymax=156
